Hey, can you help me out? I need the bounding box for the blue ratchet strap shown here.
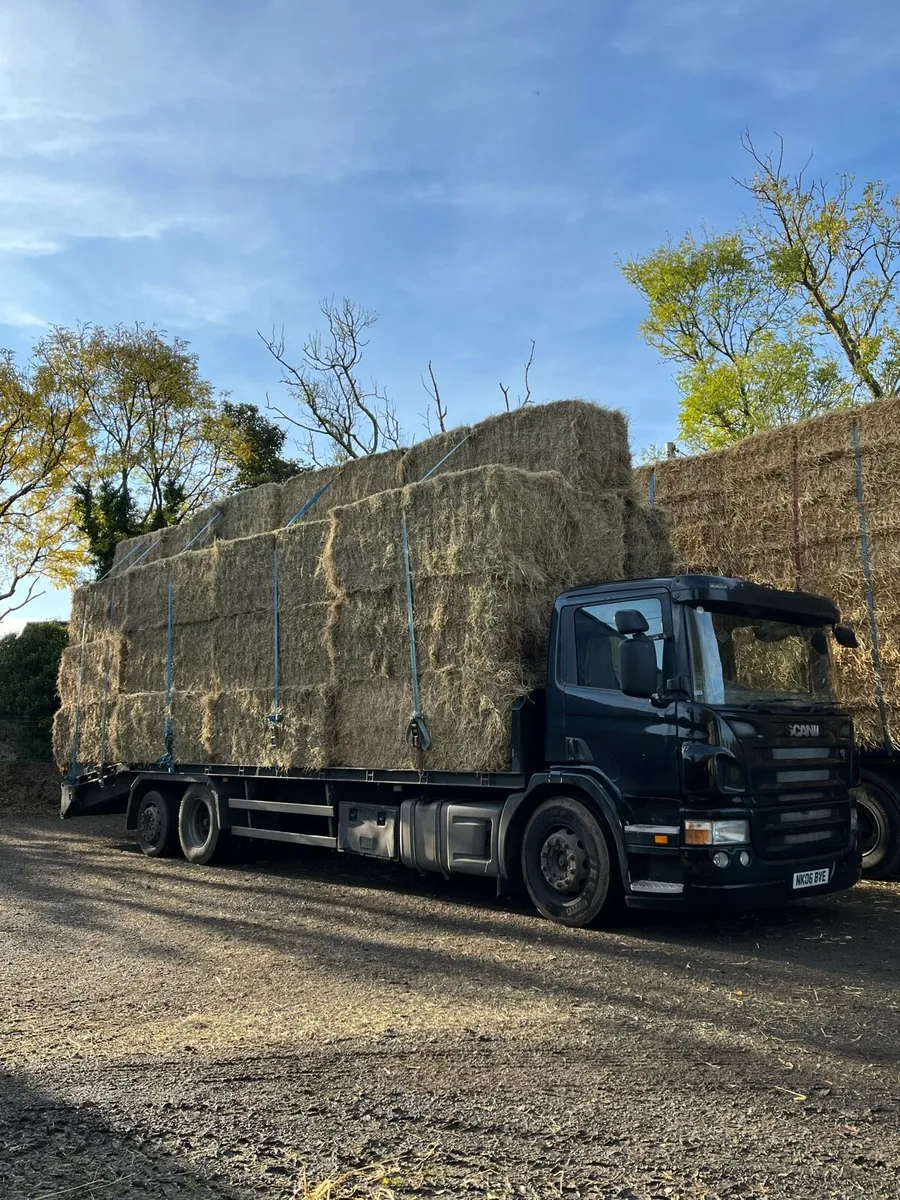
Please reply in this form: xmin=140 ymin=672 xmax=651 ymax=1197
xmin=402 ymin=511 xmax=431 ymax=760
xmin=160 ymin=578 xmax=175 ymax=769
xmin=851 ymin=421 xmax=891 ymax=749
xmin=99 ymin=594 xmax=115 ymax=770
xmin=180 ymin=509 xmax=223 ymax=552
xmin=66 ymin=612 xmax=89 ymax=784
xmin=287 ymin=481 xmax=332 ymax=526
xmin=649 ymin=467 xmax=656 ymax=506
xmin=97 ymin=537 xmax=144 ymax=581
xmin=269 ymin=549 xmax=282 ymax=745
xmin=119 ymin=508 xmax=223 ymax=576
xmin=418 ymin=432 xmax=472 ymax=482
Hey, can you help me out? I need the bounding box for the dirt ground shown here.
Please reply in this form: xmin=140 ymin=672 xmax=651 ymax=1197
xmin=0 ymin=806 xmax=898 ymax=1200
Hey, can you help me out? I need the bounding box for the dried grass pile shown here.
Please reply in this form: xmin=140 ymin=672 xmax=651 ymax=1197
xmin=57 ymin=399 xmax=660 ymax=773
xmin=637 ymin=397 xmax=900 ymax=747
xmin=112 ymin=399 xmax=633 ymax=568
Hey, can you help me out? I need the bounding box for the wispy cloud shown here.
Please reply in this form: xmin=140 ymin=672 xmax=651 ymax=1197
xmin=0 ymin=302 xmax=46 ymax=329
xmin=394 ymin=181 xmax=587 ymax=221
xmin=613 ymin=0 xmax=900 ymax=96
xmin=0 ymin=174 xmax=198 ymax=257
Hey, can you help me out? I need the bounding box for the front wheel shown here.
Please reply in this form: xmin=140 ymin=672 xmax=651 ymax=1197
xmin=521 ymin=796 xmax=619 ymax=927
xmin=178 ymin=785 xmax=232 ymax=865
xmin=855 ymin=773 xmax=900 ymax=879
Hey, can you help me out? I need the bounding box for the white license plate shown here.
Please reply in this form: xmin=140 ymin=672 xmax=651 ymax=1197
xmin=792 ymin=867 xmax=830 ymax=889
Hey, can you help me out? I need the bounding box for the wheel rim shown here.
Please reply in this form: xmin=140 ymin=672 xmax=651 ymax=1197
xmin=539 ymin=826 xmax=589 ymax=895
xmin=856 ymin=792 xmax=886 ymax=862
xmin=139 ymin=801 xmax=162 ymax=848
xmin=185 ymin=798 xmax=212 ymax=849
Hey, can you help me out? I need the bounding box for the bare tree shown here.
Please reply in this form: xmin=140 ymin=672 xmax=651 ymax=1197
xmin=420 ymin=360 xmax=449 ymax=435
xmin=740 ymin=132 xmax=900 ymax=399
xmin=499 ymin=340 xmax=535 ymax=412
xmin=260 ymin=298 xmax=403 ymax=465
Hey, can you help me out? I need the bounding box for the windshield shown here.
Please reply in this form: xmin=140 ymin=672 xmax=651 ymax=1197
xmin=686 ymin=605 xmax=833 ymax=706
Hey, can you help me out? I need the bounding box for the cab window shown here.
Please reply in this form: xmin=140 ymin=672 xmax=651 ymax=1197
xmin=574 ymin=597 xmax=665 ymax=690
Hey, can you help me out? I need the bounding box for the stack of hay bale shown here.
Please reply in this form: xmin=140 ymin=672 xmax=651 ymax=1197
xmin=55 ymin=400 xmax=671 ymax=774
xmin=635 ymin=397 xmax=900 ymax=747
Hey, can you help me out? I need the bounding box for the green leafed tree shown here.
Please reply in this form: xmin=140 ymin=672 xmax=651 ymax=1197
xmin=34 ymin=324 xmax=228 ymax=576
xmin=622 ymin=230 xmax=851 ymax=451
xmin=0 ymin=621 xmax=69 ymax=750
xmin=203 ymin=400 xmax=300 ymax=491
xmin=0 ymin=350 xmax=91 ymax=615
xmin=623 ymin=136 xmax=900 ymax=451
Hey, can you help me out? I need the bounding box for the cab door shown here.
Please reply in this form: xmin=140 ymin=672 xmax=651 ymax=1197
xmin=560 ymin=592 xmax=682 ymax=810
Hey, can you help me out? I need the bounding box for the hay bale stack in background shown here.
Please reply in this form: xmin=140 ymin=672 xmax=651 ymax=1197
xmin=640 ymin=396 xmax=900 ymax=748
xmin=56 ymin=399 xmax=659 ymax=774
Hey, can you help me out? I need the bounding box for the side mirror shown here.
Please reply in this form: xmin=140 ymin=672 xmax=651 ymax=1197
xmin=834 ymin=625 xmax=859 ymax=649
xmin=620 ymin=635 xmax=659 ymax=698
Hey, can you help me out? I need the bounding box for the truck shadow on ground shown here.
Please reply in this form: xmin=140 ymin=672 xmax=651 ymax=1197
xmin=3 ymin=817 xmax=899 ymax=1087
xmin=0 ymin=1067 xmax=236 ymax=1200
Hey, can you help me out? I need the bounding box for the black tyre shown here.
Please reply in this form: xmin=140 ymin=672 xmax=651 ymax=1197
xmin=178 ymin=785 xmax=231 ymax=865
xmin=521 ymin=795 xmax=619 ymax=927
xmin=136 ymin=790 xmax=179 ymax=858
xmin=855 ymin=772 xmax=900 ymax=879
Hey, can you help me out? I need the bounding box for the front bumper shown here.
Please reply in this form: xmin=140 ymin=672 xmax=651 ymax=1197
xmin=625 ymin=841 xmax=861 ymax=911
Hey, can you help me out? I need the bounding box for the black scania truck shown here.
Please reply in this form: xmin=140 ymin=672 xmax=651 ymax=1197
xmin=63 ymin=574 xmax=861 ymax=927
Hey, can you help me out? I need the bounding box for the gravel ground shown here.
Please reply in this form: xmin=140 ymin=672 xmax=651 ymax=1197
xmin=0 ymin=810 xmax=898 ymax=1200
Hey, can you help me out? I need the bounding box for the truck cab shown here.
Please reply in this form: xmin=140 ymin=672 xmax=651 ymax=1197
xmin=536 ymin=574 xmax=860 ymax=917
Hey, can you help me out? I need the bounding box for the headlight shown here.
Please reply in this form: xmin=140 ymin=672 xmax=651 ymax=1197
xmin=713 ymin=819 xmax=751 ymax=844
xmin=684 ymin=818 xmax=750 ymax=846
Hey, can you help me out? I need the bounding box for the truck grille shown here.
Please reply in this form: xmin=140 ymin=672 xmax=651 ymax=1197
xmin=751 ymin=804 xmax=850 ymax=860
xmin=749 ymin=742 xmax=850 ymax=806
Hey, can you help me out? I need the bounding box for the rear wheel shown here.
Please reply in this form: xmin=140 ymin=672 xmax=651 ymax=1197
xmin=178 ymin=785 xmax=231 ymax=865
xmin=136 ymin=790 xmax=179 ymax=858
xmin=521 ymin=795 xmax=619 ymax=927
xmin=855 ymin=773 xmax=900 ymax=879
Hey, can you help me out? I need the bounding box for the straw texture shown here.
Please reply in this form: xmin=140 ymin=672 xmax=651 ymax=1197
xmin=639 ymin=397 xmax=900 ymax=747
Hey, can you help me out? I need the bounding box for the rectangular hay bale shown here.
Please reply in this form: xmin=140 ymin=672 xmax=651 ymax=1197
xmin=275 ymin=520 xmax=330 ymax=607
xmin=330 ymin=666 xmax=528 ymax=772
xmin=202 ymin=686 xmax=330 ymax=770
xmin=53 ymin=636 xmax=124 ymax=769
xmin=325 ymin=465 xmax=626 ymax=597
xmin=399 ymin=399 xmax=633 ymax=493
xmin=109 ymin=691 xmax=209 ymax=765
xmin=278 ymin=452 xmax=406 ymax=528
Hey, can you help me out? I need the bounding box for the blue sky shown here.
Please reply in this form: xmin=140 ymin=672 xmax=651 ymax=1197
xmin=2 ymin=0 xmax=900 ymax=624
